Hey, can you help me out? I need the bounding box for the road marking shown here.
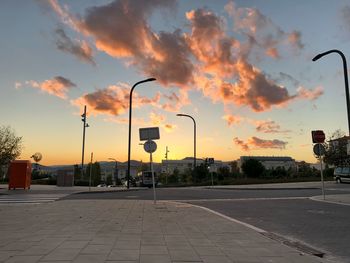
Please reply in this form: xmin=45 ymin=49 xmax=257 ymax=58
xmin=0 ymin=195 xmax=62 ymax=204
xmin=167 ymin=196 xmax=308 ymax=202
xmin=188 ymin=202 xmax=267 ymax=233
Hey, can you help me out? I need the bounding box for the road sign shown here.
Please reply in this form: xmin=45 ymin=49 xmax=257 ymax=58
xmin=312 ymin=130 xmax=325 ymax=143
xmin=144 ymin=140 xmax=157 ymax=153
xmin=139 ymin=127 xmax=160 ymax=141
xmin=313 ymin=143 xmax=325 ymax=156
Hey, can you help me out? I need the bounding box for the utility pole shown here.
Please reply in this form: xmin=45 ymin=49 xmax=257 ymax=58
xmin=81 ymin=105 xmax=89 ymax=183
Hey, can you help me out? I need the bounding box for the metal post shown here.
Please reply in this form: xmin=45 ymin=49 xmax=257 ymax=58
xmin=165 ymin=146 xmax=169 ymax=184
xmin=317 ymin=144 xmax=325 ymax=200
xmin=127 ymin=78 xmax=156 ymax=189
xmin=89 ymin=152 xmax=93 ymax=192
xmin=176 ymin=114 xmax=197 ymax=168
xmin=313 ymin=50 xmax=350 ymax=135
xmin=150 ymin=151 xmax=156 ymax=205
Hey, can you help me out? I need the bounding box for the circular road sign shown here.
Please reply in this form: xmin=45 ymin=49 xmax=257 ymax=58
xmin=313 ymin=143 xmax=325 ymax=156
xmin=312 ymin=130 xmax=325 ymax=143
xmin=144 ymin=140 xmax=157 ymax=153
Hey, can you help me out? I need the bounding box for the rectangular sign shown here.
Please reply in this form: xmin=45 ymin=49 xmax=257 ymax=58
xmin=139 ymin=127 xmax=160 ymax=141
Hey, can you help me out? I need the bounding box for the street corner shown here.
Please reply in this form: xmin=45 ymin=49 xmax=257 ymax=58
xmin=310 ymin=194 xmax=350 ymax=206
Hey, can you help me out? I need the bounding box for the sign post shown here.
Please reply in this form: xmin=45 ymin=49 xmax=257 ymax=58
xmin=312 ymin=130 xmax=326 ymax=200
xmin=140 ymin=127 xmax=160 ymax=205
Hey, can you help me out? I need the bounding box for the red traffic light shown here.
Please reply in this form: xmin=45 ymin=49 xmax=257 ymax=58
xmin=311 ymin=130 xmax=325 ymax=143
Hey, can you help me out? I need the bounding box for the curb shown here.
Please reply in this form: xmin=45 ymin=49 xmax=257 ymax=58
xmin=310 ymin=195 xmax=350 ymax=206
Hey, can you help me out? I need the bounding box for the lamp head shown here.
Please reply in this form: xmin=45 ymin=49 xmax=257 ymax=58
xmin=146 ymin=78 xmax=156 ymax=82
xmin=176 ymin=113 xmax=185 ymax=117
xmin=312 ymin=53 xmax=323 ymax=61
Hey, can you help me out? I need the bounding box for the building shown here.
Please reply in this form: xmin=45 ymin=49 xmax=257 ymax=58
xmin=100 ymin=160 xmax=141 ymax=182
xmin=238 ymin=156 xmax=296 ymax=171
xmin=329 ymin=136 xmax=350 ymax=153
xmin=161 ymin=157 xmax=224 ymax=174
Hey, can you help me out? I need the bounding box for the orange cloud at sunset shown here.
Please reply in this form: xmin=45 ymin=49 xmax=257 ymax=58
xmin=220 ymin=60 xmax=293 ymax=111
xmin=225 ymin=1 xmax=304 ymax=57
xmin=296 ymin=86 xmax=324 ymax=100
xmin=25 ymin=76 xmax=76 ymax=99
xmin=55 ymin=28 xmax=95 ymax=66
xmin=150 ymin=112 xmax=177 ymax=133
xmin=161 ymin=90 xmax=190 ymax=112
xmin=46 ymin=0 xmax=322 ymax=117
xmin=234 ymin=136 xmax=287 ymax=151
xmin=223 ymin=114 xmax=242 ymax=126
xmin=255 ymin=120 xmax=291 ymax=134
xmin=72 ymin=85 xmax=161 ymax=116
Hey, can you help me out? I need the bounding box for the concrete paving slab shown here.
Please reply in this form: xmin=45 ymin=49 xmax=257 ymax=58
xmin=0 ymin=199 xmax=334 ymax=263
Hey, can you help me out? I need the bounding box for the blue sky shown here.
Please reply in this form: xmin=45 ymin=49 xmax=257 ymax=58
xmin=1 ymin=0 xmax=350 ymax=165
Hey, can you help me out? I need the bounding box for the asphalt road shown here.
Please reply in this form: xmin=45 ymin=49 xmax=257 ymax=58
xmin=61 ymin=182 xmax=350 ymax=262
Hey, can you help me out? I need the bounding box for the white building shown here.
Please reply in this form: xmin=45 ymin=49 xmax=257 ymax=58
xmin=161 ymin=157 xmax=224 ymax=174
xmin=238 ymin=156 xmax=296 ymax=171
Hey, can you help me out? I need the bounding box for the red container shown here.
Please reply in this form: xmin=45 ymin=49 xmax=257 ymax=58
xmin=8 ymin=160 xmax=32 ymax=190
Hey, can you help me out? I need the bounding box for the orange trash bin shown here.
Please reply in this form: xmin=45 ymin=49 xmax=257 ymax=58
xmin=8 ymin=160 xmax=32 ymax=190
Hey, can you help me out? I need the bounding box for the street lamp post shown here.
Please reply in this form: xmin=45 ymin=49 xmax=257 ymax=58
xmin=312 ymin=49 xmax=350 ymax=135
xmin=127 ymin=78 xmax=156 ymax=189
xmin=81 ymin=105 xmax=89 ymax=184
xmin=108 ymin=158 xmax=118 ymax=185
xmin=176 ymin=113 xmax=197 ymax=169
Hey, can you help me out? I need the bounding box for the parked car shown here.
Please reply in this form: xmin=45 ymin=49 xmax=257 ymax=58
xmin=334 ymin=167 xmax=350 ymax=183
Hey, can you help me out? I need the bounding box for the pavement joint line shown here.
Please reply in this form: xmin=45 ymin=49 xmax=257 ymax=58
xmin=166 ymin=201 xmax=331 ymax=261
xmin=309 ymin=195 xmax=350 ymax=206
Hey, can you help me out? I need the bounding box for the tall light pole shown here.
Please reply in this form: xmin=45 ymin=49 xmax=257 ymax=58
xmin=176 ymin=113 xmax=197 ymax=169
xmin=127 ymin=78 xmax=156 ymax=189
xmin=81 ymin=105 xmax=89 ymax=183
xmin=108 ymin=157 xmax=118 ymax=185
xmin=312 ymin=49 xmax=350 ymax=135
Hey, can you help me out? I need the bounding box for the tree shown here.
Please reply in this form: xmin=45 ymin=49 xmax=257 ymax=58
xmin=0 ymin=126 xmax=23 ymax=167
xmin=230 ymin=161 xmax=240 ymax=174
xmin=86 ymin=162 xmax=102 ymax=186
xmin=217 ymin=166 xmax=230 ymax=180
xmin=241 ymin=159 xmax=265 ymax=178
xmin=192 ymin=163 xmax=209 ymax=183
xmin=323 ymin=129 xmax=350 ymax=166
xmin=106 ymin=174 xmax=113 ymax=185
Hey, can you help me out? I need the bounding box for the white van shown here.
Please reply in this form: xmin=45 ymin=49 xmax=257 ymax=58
xmin=334 ymin=167 xmax=350 ymax=183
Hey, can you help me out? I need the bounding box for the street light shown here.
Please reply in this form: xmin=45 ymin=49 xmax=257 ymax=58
xmin=108 ymin=158 xmax=118 ymax=185
xmin=176 ymin=113 xmax=197 ymax=169
xmin=81 ymin=105 xmax=89 ymax=184
xmin=312 ymin=49 xmax=350 ymax=135
xmin=127 ymin=78 xmax=156 ymax=189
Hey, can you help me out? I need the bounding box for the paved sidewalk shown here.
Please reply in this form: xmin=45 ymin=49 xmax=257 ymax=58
xmin=0 ymin=199 xmax=331 ymax=263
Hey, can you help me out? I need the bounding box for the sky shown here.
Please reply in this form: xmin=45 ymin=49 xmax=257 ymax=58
xmin=1 ymin=0 xmax=350 ymax=166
